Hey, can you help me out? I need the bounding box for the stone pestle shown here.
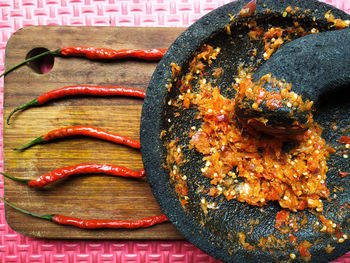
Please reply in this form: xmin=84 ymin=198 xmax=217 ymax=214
xmin=235 ymin=28 xmax=350 ymax=136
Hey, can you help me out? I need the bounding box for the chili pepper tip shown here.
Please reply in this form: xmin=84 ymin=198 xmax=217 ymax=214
xmin=1 ymin=172 xmax=31 ymax=183
xmin=0 ymin=196 xmax=54 ymax=221
xmin=0 ymin=49 xmax=60 ymax=79
xmin=14 ymin=135 xmax=44 ymax=151
xmin=7 ymin=98 xmax=40 ymax=125
xmin=140 ymin=169 xmax=146 ymax=177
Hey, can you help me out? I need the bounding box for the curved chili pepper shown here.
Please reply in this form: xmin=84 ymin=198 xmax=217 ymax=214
xmin=0 ymin=197 xmax=168 ymax=229
xmin=1 ymin=163 xmax=145 ymax=188
xmin=0 ymin=47 xmax=167 ymax=78
xmin=15 ymin=125 xmax=140 ymax=150
xmin=7 ymin=85 xmax=146 ymax=124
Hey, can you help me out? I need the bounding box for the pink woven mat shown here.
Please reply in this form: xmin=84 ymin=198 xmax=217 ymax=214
xmin=0 ymin=0 xmax=349 ymax=262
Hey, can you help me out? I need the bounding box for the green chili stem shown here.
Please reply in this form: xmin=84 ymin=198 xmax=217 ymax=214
xmin=0 ymin=49 xmax=61 ymax=79
xmin=1 ymin=172 xmax=30 ymax=183
xmin=7 ymin=98 xmax=40 ymax=125
xmin=0 ymin=196 xmax=54 ymax=221
xmin=14 ymin=136 xmax=44 ymax=151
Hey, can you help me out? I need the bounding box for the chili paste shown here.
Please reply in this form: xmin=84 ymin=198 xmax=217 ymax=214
xmin=162 ymin=5 xmax=349 ymax=262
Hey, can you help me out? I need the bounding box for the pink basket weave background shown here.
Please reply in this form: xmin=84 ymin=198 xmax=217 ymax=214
xmin=0 ymin=0 xmax=349 ymax=262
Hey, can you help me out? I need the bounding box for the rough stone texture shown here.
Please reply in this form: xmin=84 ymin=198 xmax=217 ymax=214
xmin=252 ymin=28 xmax=350 ymax=130
xmin=141 ymin=0 xmax=350 ymax=262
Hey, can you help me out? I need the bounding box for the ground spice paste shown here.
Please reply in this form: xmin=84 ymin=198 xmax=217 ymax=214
xmin=162 ymin=5 xmax=349 ymax=262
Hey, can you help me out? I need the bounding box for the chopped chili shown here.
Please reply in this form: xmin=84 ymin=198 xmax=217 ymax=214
xmin=338 ymin=136 xmax=350 ymax=144
xmin=297 ymin=240 xmax=312 ymax=261
xmin=265 ymin=92 xmax=283 ymax=110
xmin=275 ymin=210 xmax=290 ymax=229
xmin=167 ymin=44 xmax=330 ymax=214
xmin=238 ymin=232 xmax=255 ymax=250
xmin=339 ymin=171 xmax=348 ymax=178
xmin=191 ymin=82 xmax=328 ymax=212
xmin=325 ymin=10 xmax=350 ymax=29
xmin=238 ymin=0 xmax=256 ymax=18
xmin=289 ymin=234 xmax=298 ymax=245
xmin=318 ymin=214 xmax=337 ymax=234
xmin=235 ymin=73 xmax=313 ymax=114
xmin=326 ymin=147 xmax=336 ymax=153
xmin=325 ymin=244 xmax=335 ymax=254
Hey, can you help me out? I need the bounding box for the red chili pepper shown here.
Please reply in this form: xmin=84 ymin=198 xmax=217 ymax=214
xmin=15 ymin=125 xmax=140 ymax=150
xmin=0 ymin=196 xmax=168 ymax=229
xmin=0 ymin=47 xmax=167 ymax=78
xmin=338 ymin=136 xmax=350 ymax=144
xmin=2 ymin=163 xmax=145 ymax=187
xmin=52 ymin=214 xmax=168 ymax=229
xmin=7 ymin=85 xmax=146 ymax=124
xmin=60 ymin=47 xmax=167 ymax=61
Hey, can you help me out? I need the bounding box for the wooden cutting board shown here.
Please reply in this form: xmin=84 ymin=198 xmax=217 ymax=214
xmin=3 ymin=26 xmax=185 ymax=239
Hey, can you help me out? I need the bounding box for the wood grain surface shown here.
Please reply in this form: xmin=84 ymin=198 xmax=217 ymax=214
xmin=3 ymin=26 xmax=185 ymax=239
